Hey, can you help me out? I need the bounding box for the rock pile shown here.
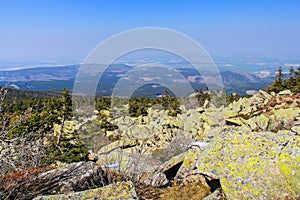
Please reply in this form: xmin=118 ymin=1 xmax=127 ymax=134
xmin=92 ymin=90 xmax=299 ymax=199
xmin=2 ymin=90 xmax=299 ymax=199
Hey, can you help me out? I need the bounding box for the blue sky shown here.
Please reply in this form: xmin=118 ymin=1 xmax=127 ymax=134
xmin=0 ymin=0 xmax=299 ymax=64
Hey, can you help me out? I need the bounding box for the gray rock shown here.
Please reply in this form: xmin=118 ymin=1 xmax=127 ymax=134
xmin=144 ymin=172 xmax=169 ymax=187
xmin=291 ymin=125 xmax=300 ymax=135
xmin=203 ymin=187 xmax=227 ymax=200
xmin=195 ymin=130 xmax=300 ymax=199
xmin=1 ymin=162 xmax=105 ymax=200
xmin=33 ymin=181 xmax=137 ymax=200
xmin=278 ymin=90 xmax=292 ymax=96
xmin=258 ymin=90 xmax=273 ymax=100
xmin=188 ymin=141 xmax=209 ymax=150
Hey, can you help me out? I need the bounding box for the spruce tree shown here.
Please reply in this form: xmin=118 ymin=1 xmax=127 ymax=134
xmin=61 ymin=88 xmax=72 ymax=120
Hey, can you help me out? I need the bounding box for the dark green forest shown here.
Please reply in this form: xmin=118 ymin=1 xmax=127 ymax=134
xmin=266 ymin=66 xmax=300 ymax=93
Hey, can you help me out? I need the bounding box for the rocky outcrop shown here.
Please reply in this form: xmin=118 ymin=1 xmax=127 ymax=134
xmin=4 ymin=90 xmax=298 ymax=199
xmin=171 ymin=91 xmax=300 ymax=199
xmin=192 ymin=130 xmax=300 ymax=199
xmin=91 ymin=91 xmax=300 ymax=199
xmin=224 ymin=91 xmax=300 ymax=133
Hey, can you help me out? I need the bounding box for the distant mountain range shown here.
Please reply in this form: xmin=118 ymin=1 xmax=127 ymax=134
xmin=0 ymin=64 xmax=274 ymax=96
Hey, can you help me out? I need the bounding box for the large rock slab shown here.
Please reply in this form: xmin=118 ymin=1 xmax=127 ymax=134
xmin=142 ymin=152 xmax=186 ymax=187
xmin=194 ymin=130 xmax=300 ymax=199
xmin=33 ymin=181 xmax=137 ymax=200
xmin=2 ymin=162 xmax=105 ymax=200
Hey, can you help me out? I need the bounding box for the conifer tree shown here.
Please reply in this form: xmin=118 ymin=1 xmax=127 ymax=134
xmin=275 ymin=66 xmax=284 ymax=89
xmin=289 ymin=66 xmax=295 ymax=77
xmin=266 ymin=66 xmax=300 ymax=93
xmin=61 ymin=88 xmax=72 ymax=120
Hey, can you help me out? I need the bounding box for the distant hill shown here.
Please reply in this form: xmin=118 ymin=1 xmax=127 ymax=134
xmin=0 ymin=65 xmax=79 ymax=82
xmin=0 ymin=64 xmax=274 ymax=96
xmin=1 ymin=87 xmax=62 ymax=101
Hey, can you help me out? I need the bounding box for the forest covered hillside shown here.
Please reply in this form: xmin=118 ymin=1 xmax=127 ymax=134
xmin=0 ymin=63 xmax=277 ymax=96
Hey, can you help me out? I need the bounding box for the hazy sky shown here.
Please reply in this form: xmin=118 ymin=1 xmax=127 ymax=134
xmin=0 ymin=0 xmax=299 ymax=64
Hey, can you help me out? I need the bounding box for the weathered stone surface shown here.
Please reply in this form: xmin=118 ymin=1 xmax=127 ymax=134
xmin=97 ymin=138 xmax=139 ymax=155
xmin=175 ymin=149 xmax=209 ymax=182
xmin=97 ymin=145 xmax=162 ymax=177
xmin=272 ymin=107 xmax=299 ymax=125
xmin=194 ymin=130 xmax=300 ymax=199
xmin=291 ymin=125 xmax=300 ymax=135
xmin=158 ymin=152 xmax=186 ymax=173
xmin=278 ymin=90 xmax=292 ymax=96
xmin=258 ymin=90 xmax=273 ymax=100
xmin=188 ymin=141 xmax=209 ymax=150
xmin=224 ymin=92 xmax=300 ymax=134
xmin=141 ymin=152 xmax=186 ymax=187
xmin=202 ymin=187 xmax=227 ymax=200
xmin=38 ymin=162 xmax=105 ymax=193
xmin=168 ymin=117 xmax=182 ymax=127
xmin=254 ymin=114 xmax=269 ymax=130
xmin=2 ymin=162 xmax=105 ymax=200
xmin=106 ymin=129 xmax=123 ymax=140
xmin=143 ymin=172 xmax=169 ymax=187
xmin=225 ymin=118 xmax=244 ymax=126
xmin=33 ymin=181 xmax=137 ymax=200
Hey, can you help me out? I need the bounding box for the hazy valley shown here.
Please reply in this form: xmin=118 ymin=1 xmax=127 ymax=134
xmin=0 ymin=61 xmax=277 ymax=96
